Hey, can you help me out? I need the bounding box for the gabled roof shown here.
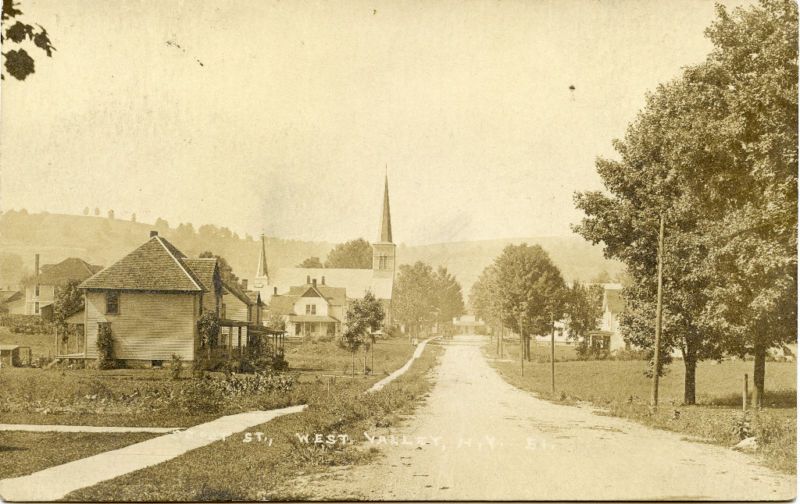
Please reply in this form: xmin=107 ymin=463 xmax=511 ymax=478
xmin=287 ymin=284 xmax=347 ymax=306
xmin=268 ymin=294 xmax=298 ymax=316
xmin=80 ymin=236 xmax=203 ymax=292
xmin=270 ymin=268 xmax=393 ymax=300
xmin=0 ymin=290 xmax=21 ymax=303
xmin=37 ymin=258 xmax=103 ymax=286
xmin=223 ymin=280 xmax=253 ymax=306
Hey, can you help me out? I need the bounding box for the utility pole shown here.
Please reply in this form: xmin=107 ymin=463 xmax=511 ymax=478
xmin=519 ymin=316 xmax=525 ymax=376
xmin=650 ymin=213 xmax=666 ymax=410
xmin=550 ymin=312 xmax=556 ymax=395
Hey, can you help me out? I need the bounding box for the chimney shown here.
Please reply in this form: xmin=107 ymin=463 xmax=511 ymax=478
xmin=274 ymin=287 xmax=278 ymax=295
xmin=321 ymin=276 xmax=325 ymax=285
xmin=241 ymin=279 xmax=248 ymax=291
xmin=312 ymin=278 xmax=317 ymax=287
xmin=306 ymin=275 xmax=311 ymax=284
xmin=34 ymin=253 xmax=40 ymax=297
xmin=150 ymin=230 xmax=158 ymax=238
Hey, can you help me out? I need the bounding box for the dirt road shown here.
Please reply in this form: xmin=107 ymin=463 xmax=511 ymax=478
xmin=283 ymin=336 xmax=795 ymax=501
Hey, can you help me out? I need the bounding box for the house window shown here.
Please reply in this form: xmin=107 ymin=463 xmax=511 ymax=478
xmin=305 ymin=304 xmax=316 ymax=315
xmin=105 ymin=291 xmax=119 ymax=315
xmin=34 ymin=302 xmax=40 ymax=314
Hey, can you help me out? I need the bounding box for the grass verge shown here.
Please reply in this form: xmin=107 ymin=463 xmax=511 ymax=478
xmin=63 ymin=343 xmax=443 ymax=501
xmin=485 ymin=340 xmax=796 ymax=474
xmin=0 ymin=431 xmax=157 ymax=479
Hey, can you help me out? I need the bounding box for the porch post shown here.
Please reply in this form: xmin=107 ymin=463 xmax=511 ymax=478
xmin=238 ymin=326 xmax=243 ymax=371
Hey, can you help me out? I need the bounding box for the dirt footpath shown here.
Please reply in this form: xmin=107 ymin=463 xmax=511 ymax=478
xmin=281 ymin=336 xmax=795 ymax=501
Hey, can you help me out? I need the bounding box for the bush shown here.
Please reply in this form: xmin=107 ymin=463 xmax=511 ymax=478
xmin=0 ymin=314 xmax=53 ymax=334
xmin=613 ymin=348 xmax=649 ymax=361
xmin=96 ymin=323 xmax=116 ymax=370
xmin=170 ymin=354 xmax=183 ymax=380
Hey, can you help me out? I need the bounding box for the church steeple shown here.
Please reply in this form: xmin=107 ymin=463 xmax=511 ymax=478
xmin=255 ymin=233 xmax=269 ymax=284
xmin=379 ymin=174 xmax=393 ymax=243
xmin=373 ymin=174 xmax=396 ymax=277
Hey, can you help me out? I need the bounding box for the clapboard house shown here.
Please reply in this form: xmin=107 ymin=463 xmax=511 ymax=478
xmin=77 ymin=231 xmax=258 ymax=364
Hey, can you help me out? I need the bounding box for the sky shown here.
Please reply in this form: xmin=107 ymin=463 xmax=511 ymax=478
xmin=0 ymin=0 xmax=750 ymax=245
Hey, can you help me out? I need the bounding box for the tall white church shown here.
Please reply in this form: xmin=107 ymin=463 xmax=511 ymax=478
xmin=252 ymin=175 xmax=396 ymax=321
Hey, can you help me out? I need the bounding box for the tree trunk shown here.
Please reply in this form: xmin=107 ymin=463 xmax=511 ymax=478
xmin=352 ymin=350 xmax=356 ymax=377
xmin=683 ymin=356 xmax=696 ymax=405
xmin=753 ymin=342 xmax=766 ymax=409
xmin=525 ymin=335 xmax=531 ymax=361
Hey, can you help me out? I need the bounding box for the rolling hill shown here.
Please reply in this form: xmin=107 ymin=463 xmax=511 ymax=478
xmin=0 ymin=210 xmax=622 ymax=295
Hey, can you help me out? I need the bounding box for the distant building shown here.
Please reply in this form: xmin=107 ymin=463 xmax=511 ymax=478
xmin=15 ymin=256 xmax=103 ymax=318
xmin=256 ymin=176 xmax=397 ymax=331
xmin=77 ymin=231 xmax=257 ymax=364
xmin=588 ymin=283 xmax=627 ymax=352
xmin=269 ymin=280 xmax=347 ymax=338
xmin=0 ymin=290 xmax=23 ymax=314
xmin=452 ymin=314 xmax=486 ymax=335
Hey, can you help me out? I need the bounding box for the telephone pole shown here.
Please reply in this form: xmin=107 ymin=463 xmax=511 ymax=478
xmin=550 ymin=312 xmax=556 ymax=394
xmin=650 ymin=213 xmax=666 ymax=410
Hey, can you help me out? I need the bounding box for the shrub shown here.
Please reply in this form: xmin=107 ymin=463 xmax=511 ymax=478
xmin=170 ymin=354 xmax=183 ymax=380
xmin=197 ymin=311 xmax=220 ymax=356
xmin=96 ymin=323 xmax=116 ymax=369
xmin=0 ymin=314 xmax=53 ymax=334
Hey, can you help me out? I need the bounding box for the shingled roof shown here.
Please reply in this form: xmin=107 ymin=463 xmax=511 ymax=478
xmin=37 ymin=258 xmax=103 ymax=286
xmin=183 ymin=258 xmax=220 ymax=293
xmin=80 ymin=235 xmax=204 ymax=292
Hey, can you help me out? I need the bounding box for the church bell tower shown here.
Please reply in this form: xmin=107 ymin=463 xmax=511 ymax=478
xmin=372 ymin=174 xmax=396 ymax=278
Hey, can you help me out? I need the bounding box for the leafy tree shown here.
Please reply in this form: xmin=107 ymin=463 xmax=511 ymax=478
xmin=94 ymin=207 xmax=100 ymax=216
xmin=494 ymin=244 xmax=566 ymax=361
xmin=199 ymin=251 xmax=239 ymax=285
xmin=432 ymin=266 xmax=465 ymax=333
xmin=1 ymin=0 xmax=55 ymax=81
xmin=470 ymin=265 xmax=501 ymax=329
xmin=696 ymin=0 xmax=798 ymax=407
xmin=573 ymin=72 xmax=726 ymax=402
xmin=324 ymin=238 xmax=372 ymax=269
xmin=53 ymin=279 xmax=83 ymax=328
xmin=574 ymin=0 xmax=797 ymax=406
xmin=107 ymin=209 xmax=115 ymax=220
xmin=265 ymin=312 xmax=286 ymax=332
xmin=393 ymin=261 xmax=437 ymax=338
xmin=563 ymin=282 xmax=603 ymax=358
xmin=131 ymin=213 xmax=137 ymax=223
xmin=297 ymin=256 xmax=324 ymax=268
xmin=341 ymin=291 xmax=385 ymax=375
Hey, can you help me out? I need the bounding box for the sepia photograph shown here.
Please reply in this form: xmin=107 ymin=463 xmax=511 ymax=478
xmin=0 ymin=0 xmax=797 ymax=501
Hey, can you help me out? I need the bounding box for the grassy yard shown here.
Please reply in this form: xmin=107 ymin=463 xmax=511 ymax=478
xmin=486 ymin=339 xmax=797 ymax=474
xmin=0 ymin=336 xmax=416 ymax=428
xmin=64 ymin=343 xmax=443 ymax=501
xmin=284 ymin=337 xmax=416 ymax=380
xmin=0 ymin=327 xmax=54 ymax=360
xmin=0 ymin=431 xmax=157 ymax=479
xmin=0 ymin=335 xmax=422 ymax=487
